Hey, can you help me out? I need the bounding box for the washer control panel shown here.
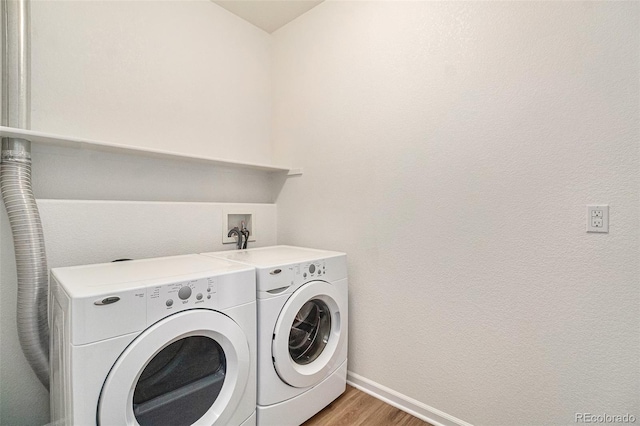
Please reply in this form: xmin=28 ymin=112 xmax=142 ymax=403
xmin=300 ymin=260 xmax=327 ymax=280
xmin=148 ymin=277 xmax=217 ymax=324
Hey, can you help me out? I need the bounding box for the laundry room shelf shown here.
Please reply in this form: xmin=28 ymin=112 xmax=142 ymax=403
xmin=0 ymin=126 xmax=302 ymax=175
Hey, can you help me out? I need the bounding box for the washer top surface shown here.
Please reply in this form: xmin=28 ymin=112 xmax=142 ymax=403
xmin=203 ymin=245 xmax=344 ymax=268
xmin=52 ymin=254 xmax=253 ymax=298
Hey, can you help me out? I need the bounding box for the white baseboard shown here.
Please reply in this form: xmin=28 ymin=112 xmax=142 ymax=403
xmin=346 ymin=371 xmax=473 ymax=426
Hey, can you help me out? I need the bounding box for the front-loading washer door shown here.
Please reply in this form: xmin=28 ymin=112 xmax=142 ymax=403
xmin=98 ymin=309 xmax=250 ymax=426
xmin=272 ymin=280 xmax=346 ymax=389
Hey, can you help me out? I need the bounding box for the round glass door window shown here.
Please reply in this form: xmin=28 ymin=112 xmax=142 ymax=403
xmin=132 ymin=336 xmax=226 ymax=426
xmin=289 ymin=299 xmax=332 ymax=365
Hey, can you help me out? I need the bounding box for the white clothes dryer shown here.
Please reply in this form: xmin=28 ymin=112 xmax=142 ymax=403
xmin=202 ymin=246 xmax=348 ymax=426
xmin=49 ymin=254 xmax=257 ymax=426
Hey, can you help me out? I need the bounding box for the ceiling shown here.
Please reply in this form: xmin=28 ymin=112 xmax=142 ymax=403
xmin=213 ymin=0 xmax=324 ymax=33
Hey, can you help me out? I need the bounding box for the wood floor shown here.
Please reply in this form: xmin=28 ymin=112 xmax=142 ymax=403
xmin=303 ymin=385 xmax=432 ymax=426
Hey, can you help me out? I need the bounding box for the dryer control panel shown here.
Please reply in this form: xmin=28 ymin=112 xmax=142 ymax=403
xmin=255 ymin=254 xmax=347 ymax=295
xmin=147 ymin=277 xmax=218 ymax=324
xmin=292 ymin=255 xmax=347 ymax=285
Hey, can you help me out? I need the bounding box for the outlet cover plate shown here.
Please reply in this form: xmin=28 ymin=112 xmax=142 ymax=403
xmin=587 ymin=205 xmax=609 ymax=233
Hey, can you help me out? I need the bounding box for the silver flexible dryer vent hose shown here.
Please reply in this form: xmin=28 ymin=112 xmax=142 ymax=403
xmin=1 ymin=0 xmax=50 ymax=389
xmin=1 ymin=142 xmax=50 ymax=389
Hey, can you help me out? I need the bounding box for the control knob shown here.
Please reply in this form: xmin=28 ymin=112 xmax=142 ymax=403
xmin=178 ymin=286 xmax=192 ymax=300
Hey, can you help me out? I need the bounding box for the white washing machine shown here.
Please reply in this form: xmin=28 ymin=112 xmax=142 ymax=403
xmin=202 ymin=246 xmax=348 ymax=426
xmin=49 ymin=254 xmax=257 ymax=426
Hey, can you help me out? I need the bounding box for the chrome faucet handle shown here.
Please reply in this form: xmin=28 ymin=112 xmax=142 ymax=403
xmin=227 ymin=227 xmax=242 ymax=249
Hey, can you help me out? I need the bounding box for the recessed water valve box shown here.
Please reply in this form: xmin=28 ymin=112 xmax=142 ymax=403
xmin=223 ymin=209 xmax=256 ymax=244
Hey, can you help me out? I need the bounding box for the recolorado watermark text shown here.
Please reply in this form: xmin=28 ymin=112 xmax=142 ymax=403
xmin=575 ymin=413 xmax=636 ymax=423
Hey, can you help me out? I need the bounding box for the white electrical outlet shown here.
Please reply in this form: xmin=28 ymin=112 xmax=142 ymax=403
xmin=587 ymin=205 xmax=609 ymax=233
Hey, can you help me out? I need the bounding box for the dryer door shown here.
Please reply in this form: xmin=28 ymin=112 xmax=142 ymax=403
xmin=98 ymin=309 xmax=250 ymax=426
xmin=272 ymin=280 xmax=346 ymax=388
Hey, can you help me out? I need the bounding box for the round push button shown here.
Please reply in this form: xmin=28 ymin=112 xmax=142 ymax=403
xmin=166 ymin=299 xmax=173 ymax=307
xmin=178 ymin=286 xmax=192 ymax=300
xmin=196 ymin=293 xmax=203 ymax=300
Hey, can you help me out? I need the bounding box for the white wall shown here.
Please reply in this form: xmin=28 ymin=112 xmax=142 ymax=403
xmin=31 ymin=0 xmax=272 ymax=165
xmin=29 ymin=144 xmax=286 ymax=203
xmin=36 ymin=200 xmax=277 ymax=269
xmin=272 ymin=2 xmax=639 ymax=425
xmin=1 ymin=1 xmax=276 ymax=424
